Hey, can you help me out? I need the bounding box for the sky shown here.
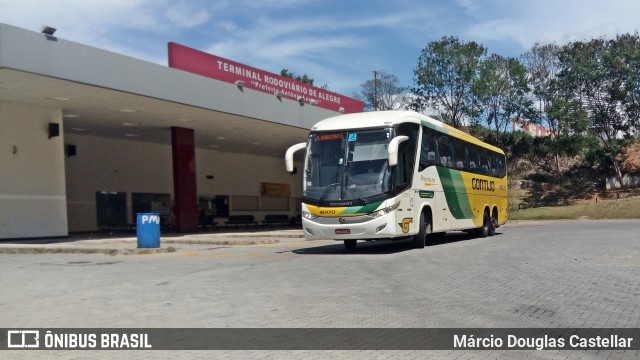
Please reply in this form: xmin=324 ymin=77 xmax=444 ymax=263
xmin=1 ymin=0 xmax=639 ymax=98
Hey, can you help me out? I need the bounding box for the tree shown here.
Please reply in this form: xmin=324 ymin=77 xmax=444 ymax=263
xmin=554 ymin=35 xmax=640 ymax=185
xmin=280 ymin=68 xmax=315 ymax=85
xmin=521 ymin=43 xmax=565 ymax=173
xmin=360 ymin=71 xmax=410 ymax=111
xmin=521 ymin=43 xmax=561 ymax=130
xmin=412 ymin=36 xmax=486 ymax=128
xmin=611 ymin=33 xmax=640 ymax=134
xmin=472 ymin=54 xmax=533 ymax=147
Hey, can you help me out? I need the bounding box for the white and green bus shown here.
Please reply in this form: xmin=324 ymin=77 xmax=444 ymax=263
xmin=285 ymin=111 xmax=508 ymax=250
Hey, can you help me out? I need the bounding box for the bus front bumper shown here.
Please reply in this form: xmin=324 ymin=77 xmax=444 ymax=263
xmin=301 ymin=212 xmax=401 ymax=240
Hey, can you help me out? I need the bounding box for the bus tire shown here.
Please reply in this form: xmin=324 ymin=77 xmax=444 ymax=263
xmin=344 ymin=240 xmax=357 ymax=250
xmin=476 ymin=211 xmax=490 ymax=238
xmin=414 ymin=211 xmax=431 ymax=249
xmin=488 ymin=212 xmax=497 ymax=236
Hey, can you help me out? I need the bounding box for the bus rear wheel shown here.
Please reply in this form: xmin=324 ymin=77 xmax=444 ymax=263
xmin=344 ymin=240 xmax=357 ymax=250
xmin=488 ymin=212 xmax=497 ymax=236
xmin=475 ymin=211 xmax=490 ymax=238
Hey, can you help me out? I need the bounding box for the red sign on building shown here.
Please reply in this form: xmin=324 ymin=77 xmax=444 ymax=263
xmin=168 ymin=42 xmax=364 ymax=114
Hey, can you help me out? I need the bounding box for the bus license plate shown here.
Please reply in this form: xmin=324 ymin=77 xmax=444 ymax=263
xmin=335 ymin=229 xmax=351 ymax=235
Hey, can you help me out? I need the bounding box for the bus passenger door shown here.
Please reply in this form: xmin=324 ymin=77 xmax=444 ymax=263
xmin=416 ymin=188 xmax=450 ymax=233
xmin=433 ymin=190 xmax=451 ymax=232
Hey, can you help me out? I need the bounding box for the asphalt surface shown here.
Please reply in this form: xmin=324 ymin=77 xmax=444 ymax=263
xmin=1 ymin=220 xmax=639 ymax=359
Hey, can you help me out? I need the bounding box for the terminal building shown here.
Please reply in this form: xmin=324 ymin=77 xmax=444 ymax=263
xmin=0 ymin=23 xmax=364 ymax=239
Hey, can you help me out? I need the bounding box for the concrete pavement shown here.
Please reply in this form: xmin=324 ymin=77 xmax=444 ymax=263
xmin=1 ymin=219 xmax=639 ymax=359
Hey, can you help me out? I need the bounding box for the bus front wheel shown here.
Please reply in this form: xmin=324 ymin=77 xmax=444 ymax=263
xmin=344 ymin=240 xmax=357 ymax=250
xmin=414 ymin=211 xmax=431 ymax=249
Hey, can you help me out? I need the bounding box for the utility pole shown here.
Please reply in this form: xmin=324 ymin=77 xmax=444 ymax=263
xmin=373 ymin=70 xmax=378 ymax=111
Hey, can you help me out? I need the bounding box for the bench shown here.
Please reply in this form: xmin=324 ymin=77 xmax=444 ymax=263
xmin=261 ymin=214 xmax=291 ymax=227
xmin=225 ymin=215 xmax=259 ymax=228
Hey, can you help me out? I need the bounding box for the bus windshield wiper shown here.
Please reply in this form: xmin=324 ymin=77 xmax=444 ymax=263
xmin=318 ymin=169 xmax=341 ymax=204
xmin=344 ymin=171 xmax=367 ymax=205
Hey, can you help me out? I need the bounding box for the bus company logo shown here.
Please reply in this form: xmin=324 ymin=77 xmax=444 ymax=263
xmin=420 ymin=175 xmax=437 ymax=186
xmin=471 ymin=178 xmax=495 ymax=192
xmin=7 ymin=330 xmax=40 ymax=348
xmin=339 ymin=217 xmax=346 ymax=224
xmin=328 ymin=201 xmax=353 ymax=207
xmin=398 ymin=218 xmax=413 ymax=234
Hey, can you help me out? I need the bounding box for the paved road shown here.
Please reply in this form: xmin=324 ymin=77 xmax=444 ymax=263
xmin=1 ymin=220 xmax=639 ymax=359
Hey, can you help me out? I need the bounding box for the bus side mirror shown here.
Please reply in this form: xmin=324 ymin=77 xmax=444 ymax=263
xmin=285 ymin=143 xmax=307 ymax=173
xmin=388 ymin=136 xmax=408 ymax=166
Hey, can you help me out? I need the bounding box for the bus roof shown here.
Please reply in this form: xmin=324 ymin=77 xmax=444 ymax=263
xmin=310 ymin=111 xmax=504 ymax=155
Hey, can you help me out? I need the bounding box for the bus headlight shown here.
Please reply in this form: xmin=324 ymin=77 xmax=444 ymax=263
xmin=302 ymin=211 xmax=318 ymax=220
xmin=368 ymin=202 xmax=400 ymax=218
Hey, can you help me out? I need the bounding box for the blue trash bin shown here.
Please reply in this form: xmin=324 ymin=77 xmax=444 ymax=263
xmin=137 ymin=213 xmax=160 ymax=248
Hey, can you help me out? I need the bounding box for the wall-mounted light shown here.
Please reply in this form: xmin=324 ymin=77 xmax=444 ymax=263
xmin=339 ymin=107 xmax=345 ymax=113
xmin=41 ymin=25 xmax=56 ymax=36
xmin=297 ymin=96 xmax=305 ymax=106
xmin=234 ymin=80 xmax=244 ymax=88
xmin=275 ymin=90 xmax=283 ymax=98
xmin=41 ymin=25 xmax=57 ymax=41
xmin=310 ymin=99 xmax=318 ymax=106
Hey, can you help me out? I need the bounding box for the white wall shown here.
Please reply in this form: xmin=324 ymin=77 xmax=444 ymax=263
xmin=64 ymin=134 xmax=173 ymax=232
xmin=0 ymin=101 xmax=68 ymax=239
xmin=64 ymin=133 xmax=302 ymax=232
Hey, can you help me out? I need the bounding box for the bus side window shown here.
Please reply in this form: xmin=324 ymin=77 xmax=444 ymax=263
xmin=454 ymin=139 xmax=467 ymax=170
xmin=436 ymin=134 xmax=454 ymax=168
xmin=497 ymin=156 xmax=506 ymax=178
xmin=483 ymin=152 xmax=494 ymax=176
xmin=477 ymin=150 xmax=486 ymax=174
xmin=419 ymin=127 xmax=437 ymax=171
xmin=489 ymin=154 xmax=498 ymax=177
xmin=395 ymin=123 xmax=419 ymax=189
xmin=467 ymin=144 xmax=478 ymax=173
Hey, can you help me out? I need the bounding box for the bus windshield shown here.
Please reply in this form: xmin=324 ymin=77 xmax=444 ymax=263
xmin=303 ymin=129 xmax=393 ymax=204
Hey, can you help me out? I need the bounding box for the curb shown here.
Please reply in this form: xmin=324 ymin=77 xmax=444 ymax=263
xmin=161 ymin=239 xmax=281 ymax=245
xmin=0 ymin=238 xmax=291 ymax=255
xmin=0 ymin=246 xmax=177 ymax=256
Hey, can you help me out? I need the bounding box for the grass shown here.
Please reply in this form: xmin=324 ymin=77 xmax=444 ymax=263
xmin=509 ymin=196 xmax=640 ymax=220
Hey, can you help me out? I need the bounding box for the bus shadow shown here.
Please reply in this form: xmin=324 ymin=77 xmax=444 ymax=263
xmin=291 ymin=239 xmax=415 ymax=255
xmin=290 ymin=231 xmax=502 ymax=255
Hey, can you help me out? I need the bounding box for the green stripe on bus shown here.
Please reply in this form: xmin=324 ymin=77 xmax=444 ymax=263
xmin=436 ymin=167 xmax=473 ymax=219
